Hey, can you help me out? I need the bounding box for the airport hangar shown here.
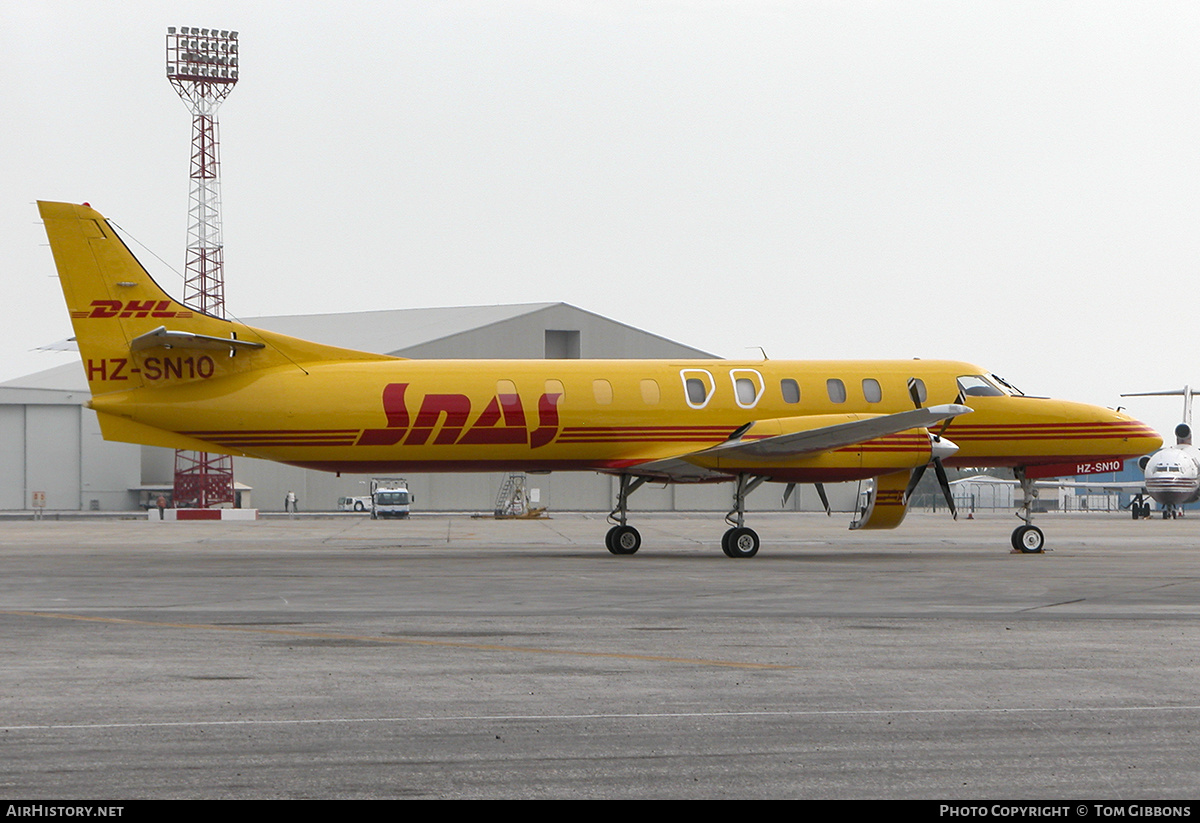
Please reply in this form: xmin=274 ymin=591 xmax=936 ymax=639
xmin=0 ymin=301 xmax=856 ymax=515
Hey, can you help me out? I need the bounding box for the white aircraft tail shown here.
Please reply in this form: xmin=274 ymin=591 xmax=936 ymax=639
xmin=1122 ymin=386 xmax=1193 ymax=445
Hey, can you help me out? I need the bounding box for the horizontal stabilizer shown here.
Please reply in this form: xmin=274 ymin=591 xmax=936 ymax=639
xmin=130 ymin=326 xmax=267 ymax=353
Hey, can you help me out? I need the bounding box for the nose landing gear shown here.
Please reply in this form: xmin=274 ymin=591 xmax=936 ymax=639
xmin=1012 ymin=469 xmax=1045 ymax=553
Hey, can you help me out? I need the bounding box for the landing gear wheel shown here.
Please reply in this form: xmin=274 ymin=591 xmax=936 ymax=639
xmin=722 ymin=527 xmax=760 ymax=558
xmin=1012 ymin=525 xmax=1044 ymax=554
xmin=606 ymin=525 xmax=641 ymax=555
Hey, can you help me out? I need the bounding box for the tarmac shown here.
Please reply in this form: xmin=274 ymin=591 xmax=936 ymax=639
xmin=1 ymin=510 xmax=1198 ymax=799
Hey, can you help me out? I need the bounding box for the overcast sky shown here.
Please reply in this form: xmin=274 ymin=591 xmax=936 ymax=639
xmin=4 ymin=1 xmax=1199 ymax=439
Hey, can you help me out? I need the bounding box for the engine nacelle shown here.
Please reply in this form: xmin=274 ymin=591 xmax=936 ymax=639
xmin=1176 ymin=423 xmax=1192 ymax=446
xmin=849 ymin=469 xmax=911 ymax=530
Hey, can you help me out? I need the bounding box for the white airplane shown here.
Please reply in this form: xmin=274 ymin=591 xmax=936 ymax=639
xmin=1119 ymin=387 xmax=1200 ymax=519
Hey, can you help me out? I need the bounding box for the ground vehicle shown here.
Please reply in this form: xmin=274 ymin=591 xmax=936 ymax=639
xmin=337 ymin=496 xmax=373 ymax=512
xmin=370 ymin=479 xmax=412 ymax=519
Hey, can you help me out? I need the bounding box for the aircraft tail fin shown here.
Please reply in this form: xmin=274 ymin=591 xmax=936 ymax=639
xmin=38 ymin=201 xmax=396 ymax=395
xmin=1122 ymin=386 xmax=1193 ymax=445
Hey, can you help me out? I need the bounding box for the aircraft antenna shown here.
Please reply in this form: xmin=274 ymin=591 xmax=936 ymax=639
xmin=166 ymin=27 xmax=240 ymax=509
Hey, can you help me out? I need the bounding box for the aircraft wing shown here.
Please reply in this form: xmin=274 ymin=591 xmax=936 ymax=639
xmin=624 ymin=404 xmax=971 ymax=482
xmin=951 ymin=474 xmax=1145 ymax=493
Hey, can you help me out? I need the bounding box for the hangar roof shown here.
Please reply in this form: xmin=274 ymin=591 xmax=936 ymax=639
xmin=246 ymin=301 xmax=713 ymax=359
xmin=2 ymin=302 xmax=715 ymax=393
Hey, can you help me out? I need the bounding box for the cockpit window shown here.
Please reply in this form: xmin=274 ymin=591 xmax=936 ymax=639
xmin=957 ymin=375 xmax=1006 ymax=397
xmin=989 ymin=374 xmax=1025 ymax=396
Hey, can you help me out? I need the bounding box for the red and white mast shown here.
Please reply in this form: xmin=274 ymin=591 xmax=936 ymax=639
xmin=166 ymin=27 xmax=239 ymax=508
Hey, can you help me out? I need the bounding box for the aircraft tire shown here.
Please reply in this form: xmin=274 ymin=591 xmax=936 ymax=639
xmin=723 ymin=527 xmax=760 ymax=558
xmin=606 ymin=525 xmax=641 ymax=555
xmin=1012 ymin=525 xmax=1044 ymax=554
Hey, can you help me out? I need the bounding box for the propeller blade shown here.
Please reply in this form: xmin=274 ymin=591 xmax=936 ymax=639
xmin=904 ymin=464 xmax=927 ymax=504
xmin=815 ymin=483 xmax=831 ymax=516
xmin=933 ymin=459 xmax=958 ymax=520
xmin=907 ymin=377 xmax=923 ymax=410
xmin=781 ymin=482 xmax=795 ymax=507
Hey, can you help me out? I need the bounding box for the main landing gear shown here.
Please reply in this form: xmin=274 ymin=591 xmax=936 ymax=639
xmin=722 ymin=474 xmax=766 ymax=558
xmin=1011 ymin=469 xmax=1045 ymax=554
xmin=605 ymin=474 xmax=648 ymax=555
xmin=604 ymin=473 xmax=769 ymax=558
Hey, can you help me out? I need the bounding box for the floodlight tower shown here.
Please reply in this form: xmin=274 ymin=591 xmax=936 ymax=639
xmin=166 ymin=26 xmax=239 ymax=508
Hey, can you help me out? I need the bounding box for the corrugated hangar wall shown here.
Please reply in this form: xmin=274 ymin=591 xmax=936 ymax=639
xmin=0 ymin=389 xmax=141 ymax=512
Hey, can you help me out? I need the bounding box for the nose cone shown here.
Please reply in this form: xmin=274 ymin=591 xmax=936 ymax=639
xmin=931 ymin=436 xmax=959 ymax=462
xmin=1121 ymin=414 xmax=1164 ymax=455
xmin=1090 ymin=404 xmax=1162 ymax=456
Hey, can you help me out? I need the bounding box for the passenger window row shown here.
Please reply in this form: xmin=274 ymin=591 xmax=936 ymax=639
xmin=497 ymin=375 xmax=922 ymax=408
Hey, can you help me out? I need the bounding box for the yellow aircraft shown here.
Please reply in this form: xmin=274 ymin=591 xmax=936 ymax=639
xmin=38 ymin=201 xmax=1162 ymax=557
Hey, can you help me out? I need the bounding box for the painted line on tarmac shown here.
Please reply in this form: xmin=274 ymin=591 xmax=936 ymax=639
xmin=6 ymin=704 xmax=1200 ymax=733
xmin=0 ymin=608 xmax=792 ymax=670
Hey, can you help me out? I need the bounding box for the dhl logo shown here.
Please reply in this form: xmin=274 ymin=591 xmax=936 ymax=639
xmin=355 ymin=383 xmax=562 ymax=449
xmin=71 ymin=300 xmax=193 ymax=319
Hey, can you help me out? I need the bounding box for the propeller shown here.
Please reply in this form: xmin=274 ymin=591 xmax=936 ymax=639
xmin=781 ymin=482 xmax=832 ymax=515
xmin=904 ymin=377 xmax=960 ymax=519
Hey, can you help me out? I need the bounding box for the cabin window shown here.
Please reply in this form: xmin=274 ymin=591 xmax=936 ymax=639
xmin=909 ymin=378 xmax=928 ymax=405
xmin=781 ymin=379 xmax=800 ymax=404
xmin=730 ymin=369 xmax=764 ymax=409
xmin=545 ymin=379 xmax=564 ymax=400
xmin=593 ymin=379 xmax=613 ymax=405
xmin=641 ymin=379 xmax=660 ymax=405
xmin=827 ymin=379 xmax=847 ymax=404
xmin=497 ymin=379 xmax=517 ymax=396
xmin=679 ymin=369 xmax=715 ymax=409
xmin=862 ymin=378 xmax=882 ymax=403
